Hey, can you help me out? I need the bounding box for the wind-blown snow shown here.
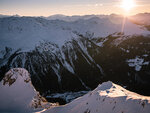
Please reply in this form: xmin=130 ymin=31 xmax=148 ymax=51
xmin=43 ymin=81 xmax=150 ymax=113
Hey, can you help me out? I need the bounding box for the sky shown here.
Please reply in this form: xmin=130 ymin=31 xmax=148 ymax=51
xmin=0 ymin=0 xmax=150 ymax=16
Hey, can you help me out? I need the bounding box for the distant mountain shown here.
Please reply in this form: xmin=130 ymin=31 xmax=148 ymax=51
xmin=46 ymin=13 xmax=150 ymax=31
xmin=45 ymin=14 xmax=108 ymax=22
xmin=44 ymin=81 xmax=150 ymax=113
xmin=129 ymin=13 xmax=150 ymax=31
xmin=0 ymin=15 xmax=150 ymax=97
xmin=129 ymin=13 xmax=150 ymax=25
xmin=0 ymin=14 xmax=20 ymax=18
xmin=0 ymin=16 xmax=148 ymax=51
xmin=0 ymin=14 xmax=10 ymax=18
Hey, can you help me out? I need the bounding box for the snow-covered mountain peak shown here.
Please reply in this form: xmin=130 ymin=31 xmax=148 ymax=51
xmin=0 ymin=16 xmax=150 ymax=52
xmin=96 ymin=82 xmax=150 ymax=100
xmin=44 ymin=81 xmax=150 ymax=113
xmin=2 ymin=68 xmax=30 ymax=86
xmin=95 ymin=81 xmax=113 ymax=91
xmin=1 ymin=68 xmax=150 ymax=113
xmin=0 ymin=68 xmax=52 ymax=112
xmin=0 ymin=17 xmax=77 ymax=51
xmin=129 ymin=13 xmax=150 ymax=25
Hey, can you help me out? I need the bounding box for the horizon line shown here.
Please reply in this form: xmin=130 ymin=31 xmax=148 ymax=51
xmin=0 ymin=12 xmax=150 ymax=17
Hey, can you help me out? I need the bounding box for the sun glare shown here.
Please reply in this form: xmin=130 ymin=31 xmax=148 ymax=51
xmin=121 ymin=0 xmax=136 ymax=11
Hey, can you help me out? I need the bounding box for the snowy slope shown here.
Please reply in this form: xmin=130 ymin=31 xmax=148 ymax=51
xmin=0 ymin=68 xmax=150 ymax=113
xmin=0 ymin=68 xmax=52 ymax=113
xmin=0 ymin=15 xmax=150 ymax=98
xmin=0 ymin=17 xmax=78 ymax=51
xmin=129 ymin=13 xmax=150 ymax=25
xmin=44 ymin=81 xmax=150 ymax=113
xmin=0 ymin=15 xmax=149 ymax=52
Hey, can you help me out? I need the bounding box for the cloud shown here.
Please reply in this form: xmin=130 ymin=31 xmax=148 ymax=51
xmin=64 ymin=3 xmax=103 ymax=7
xmin=86 ymin=4 xmax=103 ymax=7
xmin=95 ymin=4 xmax=103 ymax=7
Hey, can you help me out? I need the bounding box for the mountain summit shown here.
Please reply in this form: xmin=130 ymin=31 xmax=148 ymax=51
xmin=44 ymin=81 xmax=150 ymax=113
xmin=0 ymin=68 xmax=150 ymax=113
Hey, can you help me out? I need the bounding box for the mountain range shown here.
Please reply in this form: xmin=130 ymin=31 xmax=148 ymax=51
xmin=0 ymin=68 xmax=150 ymax=113
xmin=0 ymin=14 xmax=150 ymax=102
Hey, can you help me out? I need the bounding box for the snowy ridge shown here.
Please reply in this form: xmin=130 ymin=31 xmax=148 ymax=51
xmin=0 ymin=68 xmax=53 ymax=112
xmin=1 ymin=33 xmax=150 ymax=95
xmin=0 ymin=16 xmax=149 ymax=52
xmin=129 ymin=13 xmax=150 ymax=25
xmin=45 ymin=14 xmax=107 ymax=22
xmin=0 ymin=68 xmax=150 ymax=113
xmin=0 ymin=15 xmax=150 ymax=98
xmin=44 ymin=81 xmax=150 ymax=113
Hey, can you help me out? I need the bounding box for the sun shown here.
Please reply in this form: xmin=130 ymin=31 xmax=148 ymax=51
xmin=121 ymin=0 xmax=136 ymax=11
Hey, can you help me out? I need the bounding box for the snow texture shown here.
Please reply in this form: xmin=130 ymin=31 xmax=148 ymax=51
xmin=44 ymin=81 xmax=150 ymax=113
xmin=1 ymin=71 xmax=150 ymax=113
xmin=126 ymin=56 xmax=149 ymax=71
xmin=0 ymin=15 xmax=150 ymax=52
xmin=0 ymin=68 xmax=52 ymax=113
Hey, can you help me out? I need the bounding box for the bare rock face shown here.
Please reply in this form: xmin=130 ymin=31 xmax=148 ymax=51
xmin=0 ymin=68 xmax=52 ymax=113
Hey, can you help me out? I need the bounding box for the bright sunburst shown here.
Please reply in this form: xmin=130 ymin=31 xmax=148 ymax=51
xmin=121 ymin=0 xmax=136 ymax=11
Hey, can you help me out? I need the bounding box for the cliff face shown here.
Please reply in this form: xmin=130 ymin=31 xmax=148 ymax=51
xmin=0 ymin=16 xmax=150 ymax=96
xmin=1 ymin=35 xmax=150 ymax=96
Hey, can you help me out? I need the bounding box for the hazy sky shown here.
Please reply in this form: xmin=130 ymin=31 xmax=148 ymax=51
xmin=0 ymin=0 xmax=150 ymax=16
